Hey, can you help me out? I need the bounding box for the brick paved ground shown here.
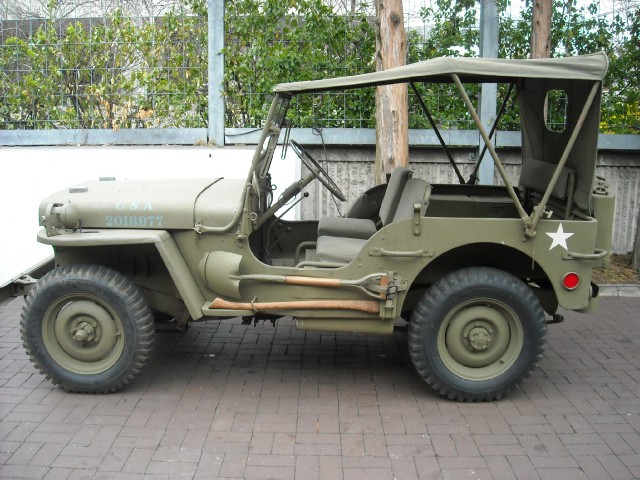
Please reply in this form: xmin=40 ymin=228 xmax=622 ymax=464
xmin=1 ymin=296 xmax=639 ymax=479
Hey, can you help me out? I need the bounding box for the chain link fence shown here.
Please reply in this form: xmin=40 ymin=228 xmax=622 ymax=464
xmin=1 ymin=0 xmax=638 ymax=134
xmin=1 ymin=13 xmax=207 ymax=130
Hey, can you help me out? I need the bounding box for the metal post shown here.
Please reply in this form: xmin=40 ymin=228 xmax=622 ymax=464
xmin=208 ymin=0 xmax=225 ymax=146
xmin=477 ymin=0 xmax=498 ymax=185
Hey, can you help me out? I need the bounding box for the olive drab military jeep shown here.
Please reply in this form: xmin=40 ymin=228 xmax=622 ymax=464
xmin=22 ymin=52 xmax=615 ymax=401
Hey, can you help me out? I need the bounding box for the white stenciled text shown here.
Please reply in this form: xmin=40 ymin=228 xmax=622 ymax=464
xmin=105 ymin=215 xmax=163 ymax=227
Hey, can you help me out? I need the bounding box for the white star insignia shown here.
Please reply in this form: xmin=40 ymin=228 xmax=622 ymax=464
xmin=546 ymin=224 xmax=574 ymax=251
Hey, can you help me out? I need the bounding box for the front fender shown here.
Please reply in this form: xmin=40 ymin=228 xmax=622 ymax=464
xmin=37 ymin=229 xmax=204 ymax=320
xmin=38 ymin=228 xmax=171 ymax=247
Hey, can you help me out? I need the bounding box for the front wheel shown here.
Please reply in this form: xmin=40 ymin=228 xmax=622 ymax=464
xmin=21 ymin=264 xmax=155 ymax=393
xmin=408 ymin=267 xmax=547 ymax=401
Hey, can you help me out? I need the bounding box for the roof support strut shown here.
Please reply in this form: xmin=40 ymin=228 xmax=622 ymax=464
xmin=451 ymin=74 xmax=530 ymax=228
xmin=410 ymin=82 xmax=465 ymax=184
xmin=469 ymin=82 xmax=515 ymax=184
xmin=525 ymin=81 xmax=601 ymax=237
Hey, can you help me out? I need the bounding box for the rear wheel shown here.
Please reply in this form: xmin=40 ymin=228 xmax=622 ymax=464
xmin=21 ymin=264 xmax=155 ymax=393
xmin=408 ymin=267 xmax=546 ymax=401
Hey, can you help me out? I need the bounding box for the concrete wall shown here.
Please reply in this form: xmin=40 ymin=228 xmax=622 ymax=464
xmin=301 ymin=146 xmax=639 ymax=254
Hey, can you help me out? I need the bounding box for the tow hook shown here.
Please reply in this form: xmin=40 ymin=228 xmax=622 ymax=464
xmin=12 ymin=275 xmax=37 ymax=297
xmin=547 ymin=313 xmax=564 ymax=324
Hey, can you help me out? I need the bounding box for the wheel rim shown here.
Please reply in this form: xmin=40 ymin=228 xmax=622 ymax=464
xmin=437 ymin=298 xmax=524 ymax=381
xmin=42 ymin=294 xmax=125 ymax=374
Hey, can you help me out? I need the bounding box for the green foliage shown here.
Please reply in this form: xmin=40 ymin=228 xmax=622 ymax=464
xmin=223 ymin=0 xmax=376 ymax=128
xmin=416 ymin=0 xmax=479 ymax=58
xmin=498 ymin=0 xmax=637 ymax=133
xmin=498 ymin=2 xmax=530 ymax=60
xmin=602 ymin=8 xmax=639 ymax=134
xmin=406 ymin=0 xmax=638 ymax=133
xmin=135 ymin=8 xmax=208 ymax=128
xmin=0 ymin=0 xmax=637 ymax=134
xmin=0 ymin=7 xmax=207 ymax=129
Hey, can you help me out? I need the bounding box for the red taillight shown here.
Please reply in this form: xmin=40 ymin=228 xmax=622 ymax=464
xmin=563 ymin=272 xmax=580 ymax=290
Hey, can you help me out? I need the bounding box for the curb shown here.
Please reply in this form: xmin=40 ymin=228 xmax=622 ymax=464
xmin=598 ymin=284 xmax=640 ymax=297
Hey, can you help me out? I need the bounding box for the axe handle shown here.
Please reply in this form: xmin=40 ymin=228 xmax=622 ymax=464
xmin=283 ymin=276 xmax=341 ymax=287
xmin=210 ymin=298 xmax=379 ymax=314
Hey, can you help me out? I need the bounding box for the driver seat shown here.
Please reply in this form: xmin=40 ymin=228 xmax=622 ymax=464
xmin=316 ymin=175 xmax=430 ymax=264
xmin=317 ymin=167 xmax=413 ymax=239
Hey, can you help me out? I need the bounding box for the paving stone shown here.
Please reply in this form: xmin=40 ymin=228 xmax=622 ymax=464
xmin=0 ymin=296 xmax=639 ymax=479
xmin=484 ymin=455 xmax=517 ymax=480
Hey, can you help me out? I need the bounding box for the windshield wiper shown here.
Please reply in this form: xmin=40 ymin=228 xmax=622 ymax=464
xmin=281 ymin=120 xmax=292 ymax=159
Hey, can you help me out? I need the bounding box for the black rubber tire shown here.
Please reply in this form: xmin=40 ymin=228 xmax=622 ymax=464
xmin=408 ymin=267 xmax=547 ymax=401
xmin=21 ymin=264 xmax=155 ymax=393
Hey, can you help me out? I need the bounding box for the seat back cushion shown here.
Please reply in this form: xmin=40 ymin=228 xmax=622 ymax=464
xmin=378 ymin=167 xmax=412 ymax=226
xmin=393 ymin=178 xmax=429 ymax=222
xmin=346 ymin=193 xmax=380 ymax=219
xmin=520 ymin=157 xmax=575 ymax=199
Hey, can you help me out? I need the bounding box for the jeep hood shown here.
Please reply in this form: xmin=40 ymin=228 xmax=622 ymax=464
xmin=39 ymin=177 xmax=246 ymax=230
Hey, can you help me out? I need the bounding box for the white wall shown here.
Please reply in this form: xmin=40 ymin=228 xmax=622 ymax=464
xmin=1 ymin=145 xmax=298 ymax=286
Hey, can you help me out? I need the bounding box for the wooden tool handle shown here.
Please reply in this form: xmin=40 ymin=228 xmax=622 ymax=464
xmin=210 ymin=298 xmax=379 ymax=314
xmin=284 ymin=276 xmax=341 ymax=287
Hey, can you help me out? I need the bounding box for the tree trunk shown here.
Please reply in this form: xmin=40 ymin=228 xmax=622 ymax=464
xmin=374 ymin=0 xmax=408 ymax=185
xmin=531 ymin=0 xmax=552 ymax=59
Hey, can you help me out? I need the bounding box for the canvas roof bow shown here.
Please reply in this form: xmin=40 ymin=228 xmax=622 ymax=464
xmin=273 ymin=52 xmax=609 ymax=93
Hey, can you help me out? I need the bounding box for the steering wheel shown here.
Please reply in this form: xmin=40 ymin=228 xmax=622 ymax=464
xmin=290 ymin=140 xmax=346 ymax=202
